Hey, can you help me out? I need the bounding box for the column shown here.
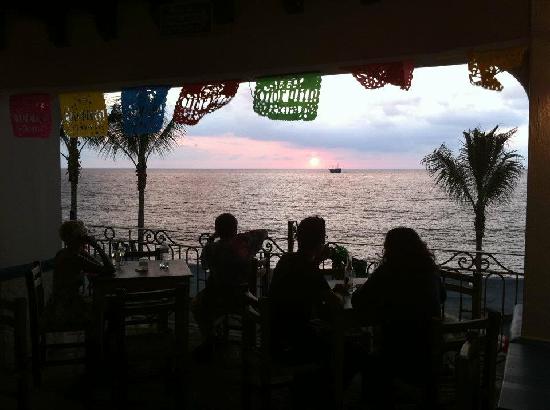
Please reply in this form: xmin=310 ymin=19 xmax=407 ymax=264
xmin=523 ymin=0 xmax=550 ymax=341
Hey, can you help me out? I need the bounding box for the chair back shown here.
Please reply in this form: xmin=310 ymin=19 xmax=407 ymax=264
xmin=25 ymin=261 xmax=44 ymax=366
xmin=0 ymin=297 xmax=29 ymax=408
xmin=242 ymin=292 xmax=271 ymax=375
xmin=440 ymin=268 xmax=477 ymax=320
xmin=113 ymin=282 xmax=190 ymax=354
xmin=0 ymin=297 xmax=27 ymax=371
xmin=434 ymin=311 xmax=501 ymax=410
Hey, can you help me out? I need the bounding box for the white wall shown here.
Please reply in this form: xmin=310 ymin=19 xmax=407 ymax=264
xmin=0 ymin=94 xmax=61 ymax=268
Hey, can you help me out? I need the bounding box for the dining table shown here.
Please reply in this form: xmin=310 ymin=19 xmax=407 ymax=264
xmin=90 ymin=259 xmax=193 ymax=358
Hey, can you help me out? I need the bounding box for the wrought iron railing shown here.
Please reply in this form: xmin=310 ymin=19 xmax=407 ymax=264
xmin=87 ymin=223 xmax=524 ymax=326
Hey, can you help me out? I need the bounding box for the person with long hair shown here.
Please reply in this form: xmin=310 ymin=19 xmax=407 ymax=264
xmin=352 ymin=227 xmax=444 ymax=409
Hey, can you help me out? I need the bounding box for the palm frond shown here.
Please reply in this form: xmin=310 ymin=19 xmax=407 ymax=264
xmin=422 ymin=145 xmax=475 ymax=207
xmin=87 ymin=101 xmax=185 ymax=165
xmin=483 ymin=151 xmax=524 ymax=206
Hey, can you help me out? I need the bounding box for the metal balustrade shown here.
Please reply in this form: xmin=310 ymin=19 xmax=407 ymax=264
xmin=86 ymin=223 xmax=524 ymax=325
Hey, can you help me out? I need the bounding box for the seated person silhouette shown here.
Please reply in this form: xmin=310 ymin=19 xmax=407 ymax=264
xmin=192 ymin=213 xmax=267 ymax=358
xmin=43 ymin=220 xmax=115 ymax=329
xmin=269 ymin=216 xmax=341 ymax=364
xmin=352 ymin=227 xmax=445 ymax=408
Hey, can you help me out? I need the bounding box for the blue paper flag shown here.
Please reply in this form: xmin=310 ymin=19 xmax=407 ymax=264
xmin=121 ymin=86 xmax=170 ymax=135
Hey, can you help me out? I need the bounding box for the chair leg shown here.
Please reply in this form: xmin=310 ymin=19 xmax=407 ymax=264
xmin=17 ymin=372 xmax=29 ymax=410
xmin=260 ymin=385 xmax=271 ymax=410
xmin=31 ymin=335 xmax=44 ymax=387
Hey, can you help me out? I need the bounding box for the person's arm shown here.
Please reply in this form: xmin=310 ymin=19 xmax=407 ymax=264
xmin=200 ymin=240 xmax=214 ymax=270
xmin=82 ymin=236 xmax=115 ymax=276
xmin=236 ymin=229 xmax=269 ymax=258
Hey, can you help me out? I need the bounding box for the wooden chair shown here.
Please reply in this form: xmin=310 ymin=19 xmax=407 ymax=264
xmin=434 ymin=311 xmax=501 ymax=410
xmin=25 ymin=261 xmax=88 ymax=386
xmin=241 ymin=293 xmax=340 ymax=410
xmin=0 ymin=297 xmax=29 ymax=410
xmin=111 ymin=282 xmax=189 ymax=406
xmin=216 ymin=257 xmax=269 ymax=343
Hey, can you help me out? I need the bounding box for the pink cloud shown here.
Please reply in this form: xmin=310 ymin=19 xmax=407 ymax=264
xmin=166 ymin=133 xmax=422 ymax=169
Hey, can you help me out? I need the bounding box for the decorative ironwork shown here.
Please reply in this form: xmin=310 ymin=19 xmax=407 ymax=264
xmin=85 ymin=223 xmax=523 ymax=330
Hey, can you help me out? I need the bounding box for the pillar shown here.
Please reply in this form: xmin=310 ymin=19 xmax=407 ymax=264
xmin=523 ymin=0 xmax=550 ymax=341
xmin=0 ymin=94 xmax=62 ymax=268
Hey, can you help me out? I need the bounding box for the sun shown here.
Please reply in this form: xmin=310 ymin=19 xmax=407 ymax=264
xmin=308 ymin=156 xmax=321 ymax=167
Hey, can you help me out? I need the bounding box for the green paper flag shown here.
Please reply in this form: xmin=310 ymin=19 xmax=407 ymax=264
xmin=253 ymin=73 xmax=322 ymax=121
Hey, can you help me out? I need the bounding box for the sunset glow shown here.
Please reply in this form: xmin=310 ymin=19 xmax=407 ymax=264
xmin=308 ymin=156 xmax=321 ymax=167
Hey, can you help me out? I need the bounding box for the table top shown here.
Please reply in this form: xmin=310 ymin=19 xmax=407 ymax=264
xmin=98 ymin=259 xmax=193 ymax=280
xmin=498 ymin=340 xmax=550 ymax=410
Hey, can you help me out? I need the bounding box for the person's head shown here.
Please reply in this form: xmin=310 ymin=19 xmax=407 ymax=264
xmin=382 ymin=227 xmax=434 ymax=269
xmin=59 ymin=220 xmax=87 ymax=248
xmin=297 ymin=216 xmax=326 ymax=255
xmin=214 ymin=213 xmax=238 ymax=240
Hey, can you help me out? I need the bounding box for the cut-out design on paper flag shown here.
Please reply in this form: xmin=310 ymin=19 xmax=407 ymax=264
xmin=10 ymin=94 xmax=52 ymax=138
xmin=351 ymin=61 xmax=414 ymax=90
xmin=59 ymin=92 xmax=108 ymax=137
xmin=253 ymin=73 xmax=322 ymax=121
xmin=468 ymin=47 xmax=526 ymax=91
xmin=173 ymin=81 xmax=239 ymax=125
xmin=121 ymin=86 xmax=170 ymax=135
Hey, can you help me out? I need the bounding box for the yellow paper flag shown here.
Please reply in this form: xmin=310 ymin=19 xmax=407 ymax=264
xmin=59 ymin=92 xmax=108 ymax=137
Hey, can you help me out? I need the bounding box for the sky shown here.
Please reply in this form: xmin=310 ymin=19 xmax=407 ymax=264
xmin=76 ymin=64 xmax=529 ymax=169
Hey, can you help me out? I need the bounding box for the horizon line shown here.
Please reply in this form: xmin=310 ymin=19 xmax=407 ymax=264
xmin=63 ymin=167 xmax=429 ymax=171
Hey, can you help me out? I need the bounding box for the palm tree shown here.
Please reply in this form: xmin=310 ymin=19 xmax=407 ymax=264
xmin=60 ymin=128 xmax=91 ymax=220
xmin=422 ymin=126 xmax=523 ymax=317
xmin=90 ymin=100 xmax=185 ymax=243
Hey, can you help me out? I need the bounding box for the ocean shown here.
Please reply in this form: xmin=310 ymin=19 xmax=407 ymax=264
xmin=61 ymin=168 xmax=527 ymax=270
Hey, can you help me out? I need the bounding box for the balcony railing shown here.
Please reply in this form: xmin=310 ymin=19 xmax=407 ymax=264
xmin=87 ymin=223 xmax=524 ymax=326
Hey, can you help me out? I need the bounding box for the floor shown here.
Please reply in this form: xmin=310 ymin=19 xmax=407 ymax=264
xmin=1 ymin=320 xmax=508 ymax=410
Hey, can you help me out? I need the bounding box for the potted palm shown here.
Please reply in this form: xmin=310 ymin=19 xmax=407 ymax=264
xmin=329 ymin=244 xmax=352 ymax=280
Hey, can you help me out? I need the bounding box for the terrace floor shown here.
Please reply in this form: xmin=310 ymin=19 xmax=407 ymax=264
xmin=1 ymin=317 xmax=508 ymax=410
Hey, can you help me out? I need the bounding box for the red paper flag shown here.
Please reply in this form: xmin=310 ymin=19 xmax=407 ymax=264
xmin=174 ymin=81 xmax=239 ymax=126
xmin=10 ymin=94 xmax=52 ymax=138
xmin=352 ymin=61 xmax=414 ymax=90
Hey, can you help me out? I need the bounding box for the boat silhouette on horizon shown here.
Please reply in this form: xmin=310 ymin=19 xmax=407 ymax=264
xmin=329 ymin=164 xmax=342 ymax=173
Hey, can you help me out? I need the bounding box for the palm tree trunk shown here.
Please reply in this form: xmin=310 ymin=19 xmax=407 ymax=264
xmin=136 ymin=141 xmax=147 ymax=250
xmin=67 ymin=137 xmax=80 ymax=220
xmin=473 ymin=205 xmax=485 ymax=318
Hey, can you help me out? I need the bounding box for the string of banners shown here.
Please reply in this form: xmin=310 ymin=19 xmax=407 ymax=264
xmin=253 ymin=73 xmax=322 ymax=121
xmin=59 ymin=92 xmax=108 ymax=137
xmin=6 ymin=50 xmax=527 ymax=138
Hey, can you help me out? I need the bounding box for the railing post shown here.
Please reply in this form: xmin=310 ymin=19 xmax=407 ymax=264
xmin=287 ymin=221 xmax=296 ymax=253
xmin=472 ymin=252 xmax=482 ymax=319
